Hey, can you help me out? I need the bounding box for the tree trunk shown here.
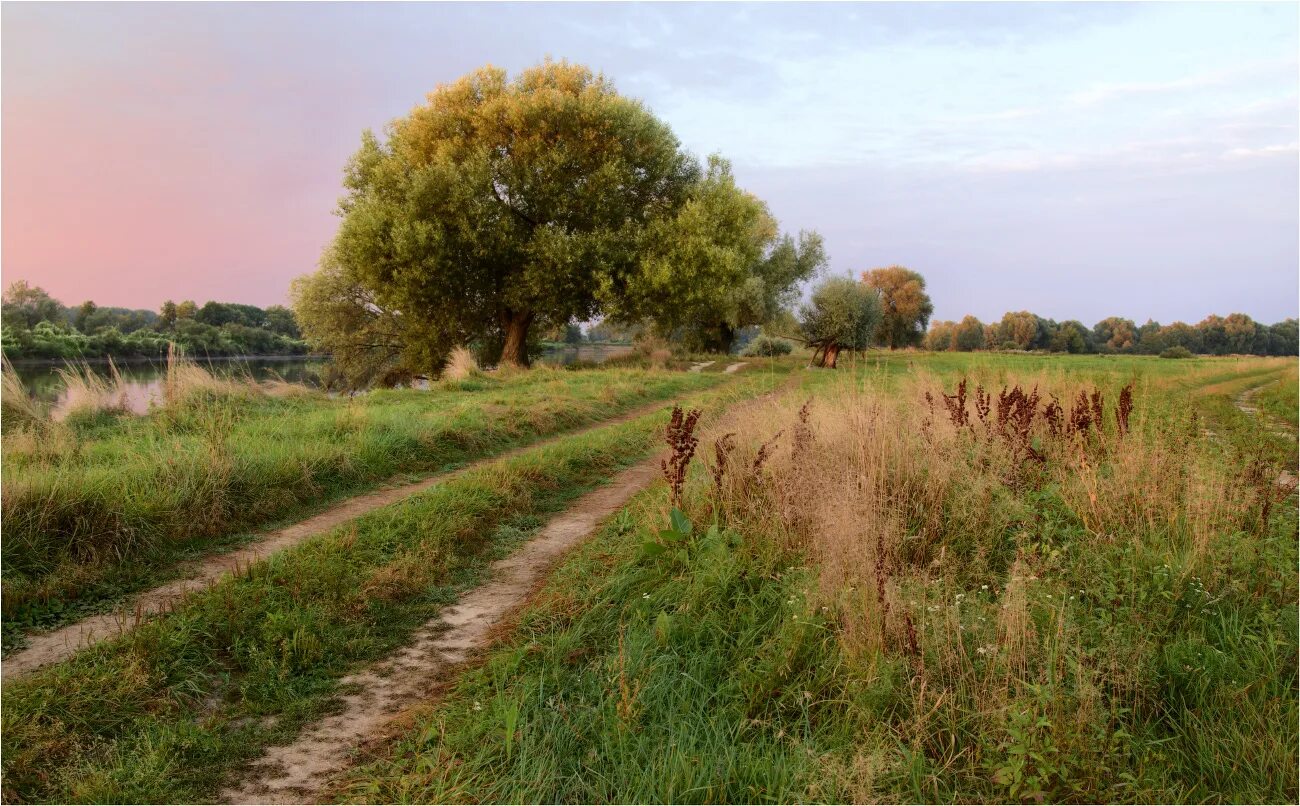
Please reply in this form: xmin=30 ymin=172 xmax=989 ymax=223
xmin=500 ymin=309 xmax=534 ymax=368
xmin=814 ymin=343 xmax=840 ymax=369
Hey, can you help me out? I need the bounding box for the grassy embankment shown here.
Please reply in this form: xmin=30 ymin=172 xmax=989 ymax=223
xmin=0 ymin=360 xmax=801 ymax=804
xmin=338 ymin=353 xmax=1297 ymax=804
xmin=1 ymin=361 xmax=726 ymax=648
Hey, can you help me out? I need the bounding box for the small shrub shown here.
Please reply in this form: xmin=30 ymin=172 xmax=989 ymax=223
xmin=742 ymin=335 xmax=795 ymax=357
xmin=1160 ymin=346 xmax=1193 ymax=359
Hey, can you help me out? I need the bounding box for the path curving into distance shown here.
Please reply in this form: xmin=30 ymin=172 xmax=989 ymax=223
xmin=1 ymin=395 xmax=701 ymax=681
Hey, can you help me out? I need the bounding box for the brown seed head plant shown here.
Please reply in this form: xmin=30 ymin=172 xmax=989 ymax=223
xmin=662 ymin=405 xmax=701 ymax=508
xmin=711 ymin=432 xmax=736 ymax=502
xmin=1116 ymin=383 xmax=1134 ymax=436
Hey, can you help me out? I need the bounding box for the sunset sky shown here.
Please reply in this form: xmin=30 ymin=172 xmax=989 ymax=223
xmin=3 ymin=2 xmax=1297 ymax=324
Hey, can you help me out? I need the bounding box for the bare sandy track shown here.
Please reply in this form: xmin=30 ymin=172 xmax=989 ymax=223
xmin=219 ymin=456 xmax=663 ymax=804
xmin=2 ymin=397 xmax=684 ymax=681
xmin=724 ymin=361 xmax=747 ymax=373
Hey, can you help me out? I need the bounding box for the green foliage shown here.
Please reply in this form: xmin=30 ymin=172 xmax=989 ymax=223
xmin=313 ymin=59 xmax=701 ymax=370
xmin=799 ymin=277 xmax=883 ymax=367
xmin=2 ymin=281 xmax=65 ymax=328
xmin=927 ymin=311 xmax=1296 ymax=357
xmin=952 ymin=314 xmax=986 ymax=351
xmin=619 ymin=156 xmax=826 ymax=353
xmin=741 ymin=334 xmax=795 ymax=357
xmin=1160 ymin=345 xmax=1193 ymax=359
xmin=1 ymin=283 xmax=307 ymax=362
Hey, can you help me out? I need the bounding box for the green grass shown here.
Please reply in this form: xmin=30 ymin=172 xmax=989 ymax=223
xmin=2 ymin=367 xmax=724 ymax=647
xmin=0 ymin=365 xmax=793 ymax=804
xmin=334 ymin=486 xmax=850 ymax=804
xmin=1254 ymin=364 xmax=1299 ymax=432
xmin=338 ymin=353 xmax=1297 ymax=804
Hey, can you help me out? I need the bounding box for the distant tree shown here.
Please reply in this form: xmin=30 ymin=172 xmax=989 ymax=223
xmin=262 ymin=305 xmax=300 ymax=338
xmin=1156 ymin=321 xmax=1201 ymax=354
xmin=798 ymin=277 xmax=882 ymax=368
xmin=1050 ymin=320 xmax=1091 ymax=354
xmin=584 ymin=319 xmax=642 ymax=344
xmin=1093 ymin=317 xmax=1137 ymax=352
xmin=2 ymin=281 xmax=65 ymax=328
xmin=563 ymin=323 xmax=584 ymax=346
xmin=176 ymin=300 xmax=198 ymax=321
xmin=1195 ymin=315 xmax=1229 ymax=355
xmin=924 ymin=320 xmax=957 ymax=351
xmin=317 ymin=59 xmax=702 ymax=370
xmin=158 ymin=300 xmax=179 ymax=332
xmin=1264 ymin=319 xmax=1299 ymax=356
xmin=1135 ymin=319 xmax=1162 ymax=353
xmin=992 ymin=311 xmax=1040 ymax=350
xmin=1222 ymin=313 xmax=1258 ymax=354
xmin=861 ymin=266 xmax=934 ymax=349
xmin=952 ymin=315 xmax=986 ymax=352
xmin=74 ymin=301 xmax=98 ymax=332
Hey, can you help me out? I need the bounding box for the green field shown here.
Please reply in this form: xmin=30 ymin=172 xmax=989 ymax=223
xmin=1 ymin=352 xmax=1295 ymax=803
xmin=1 ymin=364 xmax=726 ymax=648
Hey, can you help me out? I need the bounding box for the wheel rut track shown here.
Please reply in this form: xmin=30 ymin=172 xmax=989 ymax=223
xmin=219 ymin=375 xmax=800 ymax=804
xmin=2 ymin=395 xmax=701 ymax=681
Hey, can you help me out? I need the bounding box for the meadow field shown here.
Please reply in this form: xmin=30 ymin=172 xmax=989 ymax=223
xmin=0 ymin=351 xmax=1295 ymax=803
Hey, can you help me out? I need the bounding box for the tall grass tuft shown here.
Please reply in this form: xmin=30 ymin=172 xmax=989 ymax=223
xmin=1 ymin=360 xmax=46 ymax=433
xmin=443 ymin=346 xmax=482 ymax=382
xmin=55 ymin=360 xmax=130 ymax=424
xmin=160 ymin=343 xmax=253 ymax=410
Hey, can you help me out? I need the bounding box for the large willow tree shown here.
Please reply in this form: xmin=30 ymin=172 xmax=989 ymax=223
xmin=302 ymin=60 xmax=701 ymax=370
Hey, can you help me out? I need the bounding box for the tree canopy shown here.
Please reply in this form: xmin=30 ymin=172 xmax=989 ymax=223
xmin=798 ymin=277 xmax=882 ymax=368
xmin=314 ymin=59 xmax=702 ymax=369
xmin=862 ymin=266 xmax=933 ymax=349
xmin=612 ymin=156 xmax=825 ymax=352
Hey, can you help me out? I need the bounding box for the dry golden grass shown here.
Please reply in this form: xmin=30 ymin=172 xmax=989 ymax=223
xmin=55 ymin=360 xmax=130 ymax=420
xmin=442 ymin=346 xmax=482 ymax=381
xmin=161 ymin=346 xmax=254 ymax=409
xmin=685 ymin=365 xmax=1281 ymax=794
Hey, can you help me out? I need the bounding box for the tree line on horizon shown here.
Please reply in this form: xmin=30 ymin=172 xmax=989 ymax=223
xmin=0 ymin=281 xmax=309 ymax=362
xmin=923 ymin=310 xmax=1298 ymax=357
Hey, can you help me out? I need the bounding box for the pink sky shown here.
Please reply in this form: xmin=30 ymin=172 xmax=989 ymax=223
xmin=3 ymin=5 xmax=386 ymax=309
